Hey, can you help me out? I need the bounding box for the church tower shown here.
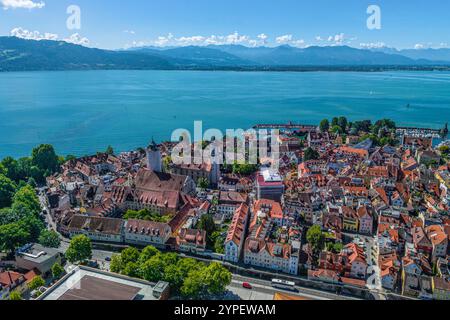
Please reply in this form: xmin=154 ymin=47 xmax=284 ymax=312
xmin=146 ymin=139 xmax=162 ymax=172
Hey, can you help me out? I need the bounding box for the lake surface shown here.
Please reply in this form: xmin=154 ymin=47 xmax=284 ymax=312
xmin=0 ymin=70 xmax=449 ymax=159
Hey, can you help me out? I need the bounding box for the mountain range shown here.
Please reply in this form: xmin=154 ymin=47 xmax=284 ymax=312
xmin=1 ymin=36 xmax=450 ymax=72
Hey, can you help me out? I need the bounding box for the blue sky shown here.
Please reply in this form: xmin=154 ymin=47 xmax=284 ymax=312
xmin=0 ymin=0 xmax=449 ymax=50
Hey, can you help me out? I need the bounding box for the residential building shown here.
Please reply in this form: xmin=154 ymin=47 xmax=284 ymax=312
xmin=176 ymin=228 xmax=207 ymax=254
xmin=124 ymin=219 xmax=172 ymax=248
xmin=224 ymin=204 xmax=249 ymax=263
xmin=68 ymin=215 xmax=124 ymax=243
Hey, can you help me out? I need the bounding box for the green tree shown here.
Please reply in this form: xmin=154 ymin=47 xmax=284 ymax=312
xmin=12 ymin=185 xmax=41 ymax=216
xmin=163 ymin=263 xmax=184 ymax=290
xmin=303 ymin=147 xmax=320 ymax=161
xmin=307 ymin=225 xmax=325 ymax=254
xmin=232 ymin=163 xmax=258 ymax=176
xmin=9 ymin=290 xmax=22 ymax=300
xmin=138 ymin=245 xmax=160 ymax=264
xmin=105 ymin=145 xmax=114 ymax=155
xmin=177 ymin=258 xmax=202 ymax=278
xmin=65 ymin=235 xmax=92 ymax=263
xmin=18 ymin=215 xmax=45 ymax=244
xmin=331 ymin=117 xmax=339 ymax=127
xmin=51 ymin=262 xmax=65 ymax=279
xmin=331 ymin=125 xmax=343 ymax=135
xmin=197 ymin=177 xmax=209 ymax=190
xmin=203 ymin=262 xmax=232 ymax=295
xmin=0 ymin=174 xmax=16 ymax=208
xmin=1 ymin=157 xmax=20 ymax=182
xmin=181 ymin=267 xmax=206 ymax=298
xmin=28 ymin=275 xmax=45 ymax=291
xmin=140 ymin=255 xmax=165 ymax=282
xmin=122 ymin=262 xmax=140 ymax=278
xmin=31 ymin=144 xmax=59 ymax=174
xmin=197 ymin=214 xmax=217 ymax=245
xmin=39 ymin=230 xmax=61 ymax=248
xmin=337 ymin=117 xmax=348 ymax=132
xmin=110 ymin=254 xmax=124 ymax=273
xmin=319 ymin=119 xmax=330 ymax=132
xmin=120 ymin=247 xmax=140 ymax=265
xmin=212 ymin=231 xmax=225 ymax=254
xmin=0 ymin=222 xmax=30 ymax=253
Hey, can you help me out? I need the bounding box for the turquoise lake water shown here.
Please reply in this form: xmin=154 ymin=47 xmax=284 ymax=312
xmin=0 ymin=70 xmax=449 ymax=159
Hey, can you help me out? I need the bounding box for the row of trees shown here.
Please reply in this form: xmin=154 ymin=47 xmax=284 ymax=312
xmin=0 ymin=184 xmax=58 ymax=253
xmin=110 ymin=246 xmax=231 ymax=298
xmin=0 ymin=144 xmax=60 ymax=187
xmin=319 ymin=117 xmax=398 ymax=146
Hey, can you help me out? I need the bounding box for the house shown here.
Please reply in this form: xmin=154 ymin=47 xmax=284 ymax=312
xmin=244 ymin=239 xmax=299 ymax=275
xmin=124 ymin=219 xmax=172 ymax=248
xmin=357 ymin=206 xmax=373 ymax=235
xmin=307 ymin=269 xmax=340 ymax=284
xmin=224 ymin=204 xmax=249 ymax=263
xmin=341 ymin=243 xmax=367 ymax=279
xmin=252 ymin=199 xmax=284 ymax=227
xmin=411 ymin=227 xmax=433 ymax=254
xmin=0 ymin=271 xmax=28 ymax=300
xmin=432 ymin=277 xmax=450 ymax=300
xmin=417 ymin=150 xmax=441 ymax=165
xmin=342 ymin=206 xmax=359 ymax=233
xmin=170 ymin=162 xmax=220 ymax=186
xmin=176 ymin=228 xmax=207 ymax=254
xmin=402 ymin=272 xmax=433 ymax=299
xmin=217 ymin=191 xmax=248 ymax=218
xmin=425 ymin=225 xmax=448 ymax=259
xmin=68 ymin=215 xmax=124 ymax=243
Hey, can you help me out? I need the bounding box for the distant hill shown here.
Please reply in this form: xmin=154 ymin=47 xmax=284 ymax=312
xmin=372 ymin=47 xmax=450 ymax=63
xmin=0 ymin=37 xmax=175 ymax=71
xmin=146 ymin=46 xmax=257 ymax=67
xmin=209 ymin=44 xmax=433 ymax=66
xmin=0 ymin=36 xmax=449 ymax=72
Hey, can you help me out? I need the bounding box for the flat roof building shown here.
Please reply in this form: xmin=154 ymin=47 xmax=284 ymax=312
xmin=39 ymin=266 xmax=170 ymax=300
xmin=15 ymin=243 xmax=62 ymax=274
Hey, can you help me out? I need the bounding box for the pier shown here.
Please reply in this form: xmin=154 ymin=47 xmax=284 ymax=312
xmin=396 ymin=126 xmax=445 ymax=139
xmin=252 ymin=122 xmax=318 ymax=132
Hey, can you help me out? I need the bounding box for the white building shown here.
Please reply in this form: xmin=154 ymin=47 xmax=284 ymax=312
xmin=124 ymin=219 xmax=172 ymax=248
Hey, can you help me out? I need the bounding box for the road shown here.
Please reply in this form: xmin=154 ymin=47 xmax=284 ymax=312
xmin=230 ymin=275 xmax=360 ymax=301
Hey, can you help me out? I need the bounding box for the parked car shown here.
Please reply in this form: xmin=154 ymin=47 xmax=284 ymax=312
xmin=242 ymin=282 xmax=253 ymax=290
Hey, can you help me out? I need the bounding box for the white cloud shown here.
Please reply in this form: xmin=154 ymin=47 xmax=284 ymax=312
xmin=148 ymin=32 xmax=258 ymax=47
xmin=10 ymin=27 xmax=57 ymax=40
xmin=1 ymin=0 xmax=45 ymax=9
xmin=11 ymin=27 xmax=89 ymax=46
xmin=63 ymin=33 xmax=90 ymax=46
xmin=276 ymin=34 xmax=293 ymax=44
xmin=315 ymin=36 xmax=323 ymax=41
xmin=359 ymin=42 xmax=386 ymax=49
xmin=124 ymin=30 xmax=136 ymax=35
xmin=323 ymin=33 xmax=347 ymax=46
xmin=414 ymin=43 xmax=424 ymax=50
xmin=129 ymin=32 xmax=306 ymax=48
xmin=440 ymin=42 xmax=448 ymax=48
xmin=257 ymin=33 xmax=268 ymax=41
